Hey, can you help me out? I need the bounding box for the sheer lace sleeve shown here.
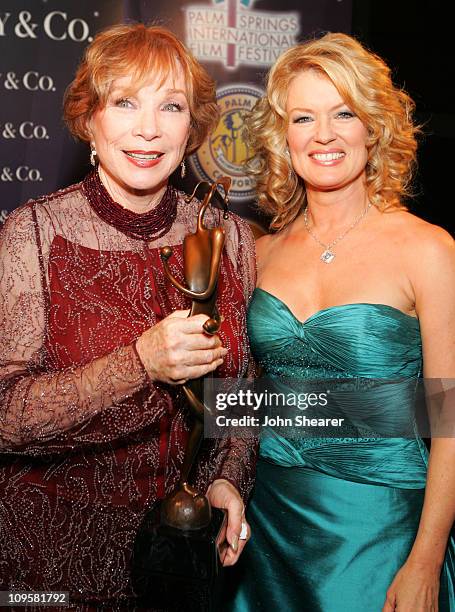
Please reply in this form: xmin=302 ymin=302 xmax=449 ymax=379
xmin=219 ymin=215 xmax=258 ymax=499
xmin=194 ymin=213 xmax=259 ymax=502
xmin=0 ymin=205 xmax=149 ymax=451
xmin=194 ymin=434 xmax=258 ymax=503
xmin=224 ymin=213 xmax=257 ymax=305
xmin=0 ymin=182 xmax=257 ymax=604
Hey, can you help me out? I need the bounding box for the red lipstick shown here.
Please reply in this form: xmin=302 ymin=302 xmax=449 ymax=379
xmin=123 ymin=150 xmax=164 ymax=168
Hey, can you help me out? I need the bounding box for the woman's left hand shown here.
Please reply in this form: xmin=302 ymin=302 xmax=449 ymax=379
xmin=206 ymin=478 xmax=250 ymax=566
xmin=382 ymin=558 xmax=441 ymax=611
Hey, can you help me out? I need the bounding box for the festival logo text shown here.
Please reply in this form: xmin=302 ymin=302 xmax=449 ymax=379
xmin=185 ymin=0 xmax=300 ymax=69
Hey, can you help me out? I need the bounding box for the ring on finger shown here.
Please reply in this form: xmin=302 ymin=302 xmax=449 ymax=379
xmin=239 ymin=521 xmax=248 ymax=540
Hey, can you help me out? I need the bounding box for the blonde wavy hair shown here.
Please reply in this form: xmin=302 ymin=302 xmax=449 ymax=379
xmin=247 ymin=32 xmax=419 ymax=231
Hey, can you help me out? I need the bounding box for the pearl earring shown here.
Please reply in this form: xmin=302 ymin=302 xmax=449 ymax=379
xmin=180 ymin=159 xmax=186 ymax=178
xmin=90 ymin=147 xmax=97 ymax=167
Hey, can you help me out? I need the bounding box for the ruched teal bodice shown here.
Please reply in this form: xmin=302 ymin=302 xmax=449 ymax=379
xmin=229 ymin=288 xmax=454 ymax=612
xmin=249 ymin=287 xmax=422 ymax=379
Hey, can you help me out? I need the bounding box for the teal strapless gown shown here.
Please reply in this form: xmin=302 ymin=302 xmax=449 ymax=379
xmin=228 ymin=288 xmax=455 ymax=612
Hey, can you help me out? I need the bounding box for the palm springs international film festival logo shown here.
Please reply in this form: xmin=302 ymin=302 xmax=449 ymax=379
xmin=189 ymin=84 xmax=262 ymax=201
xmin=184 ymin=0 xmax=300 ymax=69
xmin=186 ymin=0 xmax=300 ymax=200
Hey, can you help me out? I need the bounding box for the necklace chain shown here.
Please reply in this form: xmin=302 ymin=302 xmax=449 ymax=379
xmin=303 ymin=202 xmax=372 ymax=264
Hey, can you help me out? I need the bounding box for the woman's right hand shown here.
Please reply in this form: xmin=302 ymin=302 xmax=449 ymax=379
xmin=135 ymin=310 xmax=228 ymax=384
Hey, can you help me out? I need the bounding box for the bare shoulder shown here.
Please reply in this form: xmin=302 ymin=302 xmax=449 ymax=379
xmin=385 ymin=212 xmax=455 ymax=313
xmin=386 ymin=210 xmax=454 ymax=262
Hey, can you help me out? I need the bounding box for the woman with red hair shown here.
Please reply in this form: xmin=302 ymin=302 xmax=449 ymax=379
xmin=0 ymin=24 xmax=256 ymax=609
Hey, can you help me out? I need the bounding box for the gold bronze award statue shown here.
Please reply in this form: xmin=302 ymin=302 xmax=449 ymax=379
xmin=134 ymin=177 xmax=232 ymax=610
xmin=159 ymin=176 xmax=231 ymax=530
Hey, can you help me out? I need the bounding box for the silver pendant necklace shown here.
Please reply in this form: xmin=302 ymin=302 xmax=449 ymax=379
xmin=303 ymin=202 xmax=372 ymax=264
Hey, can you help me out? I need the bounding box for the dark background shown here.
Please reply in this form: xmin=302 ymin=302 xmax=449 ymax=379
xmin=352 ymin=0 xmax=454 ymax=233
xmin=1 ymin=0 xmax=453 ymax=234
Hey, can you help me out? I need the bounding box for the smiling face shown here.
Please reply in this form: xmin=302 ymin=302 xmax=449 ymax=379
xmin=89 ymin=67 xmax=190 ymax=211
xmin=286 ymin=70 xmax=369 ymax=195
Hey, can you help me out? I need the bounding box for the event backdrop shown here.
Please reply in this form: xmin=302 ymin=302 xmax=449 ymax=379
xmin=0 ymin=0 xmax=352 ymax=225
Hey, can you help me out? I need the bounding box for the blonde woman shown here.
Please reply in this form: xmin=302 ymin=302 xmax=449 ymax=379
xmin=230 ymin=33 xmax=455 ymax=611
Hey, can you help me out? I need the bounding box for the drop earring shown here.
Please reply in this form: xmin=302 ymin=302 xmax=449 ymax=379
xmin=180 ymin=159 xmax=186 ymax=178
xmin=90 ymin=147 xmax=97 ymax=167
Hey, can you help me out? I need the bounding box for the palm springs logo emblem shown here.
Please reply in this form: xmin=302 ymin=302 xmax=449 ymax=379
xmin=190 ymin=84 xmax=262 ymax=201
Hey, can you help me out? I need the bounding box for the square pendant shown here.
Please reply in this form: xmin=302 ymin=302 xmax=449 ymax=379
xmin=320 ymin=249 xmax=335 ymax=264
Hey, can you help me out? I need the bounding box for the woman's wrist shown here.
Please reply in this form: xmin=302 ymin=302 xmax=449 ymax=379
xmin=407 ymin=544 xmax=446 ymax=572
xmin=133 ymin=336 xmax=155 ymax=383
xmin=207 ymin=478 xmax=240 ymax=496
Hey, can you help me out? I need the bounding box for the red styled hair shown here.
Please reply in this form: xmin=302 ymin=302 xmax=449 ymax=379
xmin=64 ymin=23 xmax=219 ymax=155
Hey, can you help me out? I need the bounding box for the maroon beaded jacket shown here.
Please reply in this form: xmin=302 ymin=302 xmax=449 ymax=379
xmin=0 ymin=173 xmax=257 ymax=608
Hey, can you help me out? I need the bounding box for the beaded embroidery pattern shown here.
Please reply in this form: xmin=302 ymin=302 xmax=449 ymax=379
xmin=0 ymin=177 xmax=257 ymax=608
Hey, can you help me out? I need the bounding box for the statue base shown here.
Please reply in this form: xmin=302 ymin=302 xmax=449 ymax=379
xmin=133 ymin=500 xmax=227 ymax=611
